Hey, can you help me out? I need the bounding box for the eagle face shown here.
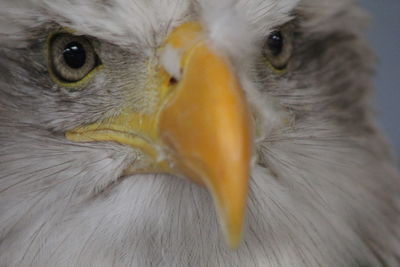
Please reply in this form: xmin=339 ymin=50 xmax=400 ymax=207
xmin=0 ymin=0 xmax=399 ymax=266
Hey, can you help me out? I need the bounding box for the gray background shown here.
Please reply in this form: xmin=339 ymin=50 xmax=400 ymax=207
xmin=360 ymin=0 xmax=400 ymax=157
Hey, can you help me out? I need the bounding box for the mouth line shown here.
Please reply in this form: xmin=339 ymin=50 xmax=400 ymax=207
xmin=68 ymin=128 xmax=160 ymax=157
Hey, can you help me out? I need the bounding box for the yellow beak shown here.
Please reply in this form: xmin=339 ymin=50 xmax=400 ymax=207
xmin=66 ymin=22 xmax=252 ymax=248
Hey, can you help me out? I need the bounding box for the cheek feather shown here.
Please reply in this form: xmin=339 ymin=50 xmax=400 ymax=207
xmin=0 ymin=0 xmax=399 ymax=266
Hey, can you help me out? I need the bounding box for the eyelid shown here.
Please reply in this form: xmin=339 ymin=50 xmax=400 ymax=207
xmin=48 ymin=64 xmax=104 ymax=89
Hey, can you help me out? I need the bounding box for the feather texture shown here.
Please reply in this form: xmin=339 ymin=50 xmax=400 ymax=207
xmin=0 ymin=0 xmax=399 ymax=266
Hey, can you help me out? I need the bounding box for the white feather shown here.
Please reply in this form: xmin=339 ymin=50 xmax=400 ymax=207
xmin=0 ymin=0 xmax=399 ymax=266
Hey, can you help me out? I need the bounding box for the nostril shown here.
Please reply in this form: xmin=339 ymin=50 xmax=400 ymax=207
xmin=161 ymin=45 xmax=182 ymax=83
xmin=169 ymin=76 xmax=178 ymax=85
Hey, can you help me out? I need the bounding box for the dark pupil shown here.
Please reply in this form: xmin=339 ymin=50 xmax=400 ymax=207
xmin=267 ymin=31 xmax=284 ymax=56
xmin=63 ymin=42 xmax=86 ymax=69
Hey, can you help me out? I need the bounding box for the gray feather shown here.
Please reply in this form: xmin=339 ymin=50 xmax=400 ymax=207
xmin=0 ymin=0 xmax=399 ymax=266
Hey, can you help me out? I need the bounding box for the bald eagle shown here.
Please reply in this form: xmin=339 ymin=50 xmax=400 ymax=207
xmin=0 ymin=0 xmax=399 ymax=266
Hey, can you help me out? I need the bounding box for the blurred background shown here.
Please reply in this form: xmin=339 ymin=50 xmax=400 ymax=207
xmin=360 ymin=0 xmax=400 ymax=158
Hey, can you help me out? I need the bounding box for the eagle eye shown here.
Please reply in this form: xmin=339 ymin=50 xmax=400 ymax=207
xmin=49 ymin=33 xmax=100 ymax=83
xmin=263 ymin=26 xmax=293 ymax=70
xmin=267 ymin=31 xmax=284 ymax=56
xmin=63 ymin=41 xmax=86 ymax=69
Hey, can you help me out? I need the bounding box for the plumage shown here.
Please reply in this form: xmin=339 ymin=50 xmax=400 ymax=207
xmin=0 ymin=0 xmax=399 ymax=266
